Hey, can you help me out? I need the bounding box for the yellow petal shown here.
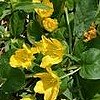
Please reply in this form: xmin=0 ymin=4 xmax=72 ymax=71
xmin=44 ymin=87 xmax=53 ymax=100
xmin=34 ymin=0 xmax=54 ymax=18
xmin=9 ymin=55 xmax=21 ymax=68
xmin=31 ymin=47 xmax=40 ymax=54
xmin=44 ymin=84 xmax=59 ymax=100
xmin=21 ymin=61 xmax=32 ymax=69
xmin=23 ymin=43 xmax=31 ymax=54
xmin=40 ymin=55 xmax=52 ymax=68
xmin=34 ymin=80 xmax=45 ymax=94
xmin=40 ymin=55 xmax=62 ymax=68
xmin=34 ymin=72 xmax=49 ymax=79
xmin=35 ymin=41 xmax=47 ymax=54
xmin=41 ymin=35 xmax=64 ymax=58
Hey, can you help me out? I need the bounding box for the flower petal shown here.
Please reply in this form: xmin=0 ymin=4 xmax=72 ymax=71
xmin=40 ymin=55 xmax=62 ymax=68
xmin=23 ymin=43 xmax=31 ymax=54
xmin=34 ymin=80 xmax=45 ymax=94
xmin=44 ymin=84 xmax=59 ymax=100
xmin=9 ymin=55 xmax=20 ymax=68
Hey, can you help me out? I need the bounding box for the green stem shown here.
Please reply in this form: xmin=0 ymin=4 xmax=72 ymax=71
xmin=25 ymin=74 xmax=33 ymax=78
xmin=66 ymin=54 xmax=81 ymax=62
xmin=34 ymin=63 xmax=40 ymax=67
xmin=60 ymin=67 xmax=81 ymax=79
xmin=64 ymin=7 xmax=72 ymax=54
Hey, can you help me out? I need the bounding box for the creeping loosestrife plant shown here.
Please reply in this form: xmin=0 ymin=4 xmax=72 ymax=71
xmin=0 ymin=0 xmax=100 ymax=100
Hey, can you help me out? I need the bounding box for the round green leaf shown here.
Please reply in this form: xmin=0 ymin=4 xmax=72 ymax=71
xmin=1 ymin=68 xmax=25 ymax=93
xmin=80 ymin=48 xmax=100 ymax=79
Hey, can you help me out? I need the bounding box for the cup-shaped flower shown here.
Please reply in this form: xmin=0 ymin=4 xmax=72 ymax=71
xmin=35 ymin=35 xmax=64 ymax=68
xmin=43 ymin=18 xmax=58 ymax=32
xmin=33 ymin=0 xmax=54 ymax=18
xmin=9 ymin=44 xmax=35 ymax=69
xmin=34 ymin=71 xmax=60 ymax=100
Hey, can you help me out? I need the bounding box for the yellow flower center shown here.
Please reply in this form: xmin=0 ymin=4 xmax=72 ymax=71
xmin=9 ymin=44 xmax=35 ymax=68
xmin=14 ymin=49 xmax=32 ymax=63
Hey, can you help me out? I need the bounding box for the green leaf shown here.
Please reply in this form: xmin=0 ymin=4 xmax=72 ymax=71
xmin=13 ymin=2 xmax=52 ymax=13
xmin=80 ymin=48 xmax=100 ymax=79
xmin=0 ymin=2 xmax=9 ymax=18
xmin=1 ymin=68 xmax=25 ymax=93
xmin=52 ymin=27 xmax=66 ymax=41
xmin=0 ymin=50 xmax=13 ymax=78
xmin=74 ymin=39 xmax=87 ymax=58
xmin=0 ymin=26 xmax=5 ymax=37
xmin=65 ymin=0 xmax=74 ymax=10
xmin=73 ymin=0 xmax=98 ymax=37
xmin=54 ymin=68 xmax=69 ymax=94
xmin=0 ymin=9 xmax=11 ymax=20
xmin=91 ymin=94 xmax=100 ymax=100
xmin=52 ymin=0 xmax=66 ymax=20
xmin=95 ymin=1 xmax=100 ymax=19
xmin=10 ymin=38 xmax=24 ymax=49
xmin=63 ymin=88 xmax=73 ymax=100
xmin=87 ymin=37 xmax=100 ymax=50
xmin=9 ymin=11 xmax=25 ymax=37
xmin=79 ymin=78 xmax=100 ymax=100
xmin=0 ymin=50 xmax=25 ymax=93
xmin=27 ymin=20 xmax=44 ymax=42
xmin=0 ymin=91 xmax=11 ymax=100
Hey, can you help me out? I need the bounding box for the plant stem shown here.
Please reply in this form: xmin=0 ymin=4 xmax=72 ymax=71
xmin=60 ymin=67 xmax=81 ymax=79
xmin=65 ymin=54 xmax=80 ymax=62
xmin=64 ymin=7 xmax=72 ymax=54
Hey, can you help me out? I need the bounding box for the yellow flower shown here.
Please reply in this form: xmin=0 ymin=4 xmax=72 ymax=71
xmin=9 ymin=44 xmax=35 ymax=69
xmin=43 ymin=18 xmax=58 ymax=32
xmin=34 ymin=71 xmax=60 ymax=100
xmin=31 ymin=47 xmax=40 ymax=54
xmin=34 ymin=0 xmax=54 ymax=18
xmin=35 ymin=35 xmax=64 ymax=68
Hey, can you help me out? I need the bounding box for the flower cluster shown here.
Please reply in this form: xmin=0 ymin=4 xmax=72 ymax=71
xmin=9 ymin=35 xmax=64 ymax=100
xmin=33 ymin=0 xmax=58 ymax=32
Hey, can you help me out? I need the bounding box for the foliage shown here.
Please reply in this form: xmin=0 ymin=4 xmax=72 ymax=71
xmin=0 ymin=0 xmax=100 ymax=100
